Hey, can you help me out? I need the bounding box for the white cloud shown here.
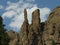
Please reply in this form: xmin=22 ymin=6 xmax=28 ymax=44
xmin=8 ymin=6 xmax=38 ymax=29
xmin=27 ymin=6 xmax=38 ymax=24
xmin=9 ymin=13 xmax=24 ymax=29
xmin=2 ymin=11 xmax=17 ymax=18
xmin=2 ymin=0 xmax=51 ymax=31
xmin=2 ymin=0 xmax=37 ymax=30
xmin=0 ymin=5 xmax=3 ymax=9
xmin=40 ymin=7 xmax=51 ymax=22
xmin=27 ymin=7 xmax=51 ymax=23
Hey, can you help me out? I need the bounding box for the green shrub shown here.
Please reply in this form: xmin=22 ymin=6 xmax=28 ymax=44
xmin=0 ymin=16 xmax=9 ymax=45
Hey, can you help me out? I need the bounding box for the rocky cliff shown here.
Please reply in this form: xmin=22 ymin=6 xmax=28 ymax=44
xmin=7 ymin=30 xmax=19 ymax=45
xmin=7 ymin=6 xmax=60 ymax=45
xmin=19 ymin=9 xmax=43 ymax=45
xmin=19 ymin=9 xmax=29 ymax=45
xmin=28 ymin=9 xmax=42 ymax=45
xmin=43 ymin=6 xmax=60 ymax=45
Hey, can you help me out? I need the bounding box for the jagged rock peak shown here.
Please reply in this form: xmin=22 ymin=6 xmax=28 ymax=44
xmin=48 ymin=6 xmax=60 ymax=23
xmin=3 ymin=6 xmax=60 ymax=45
xmin=24 ymin=8 xmax=28 ymax=21
xmin=32 ymin=9 xmax=40 ymax=29
xmin=24 ymin=8 xmax=27 ymax=15
xmin=31 ymin=9 xmax=42 ymax=45
xmin=55 ymin=6 xmax=60 ymax=9
xmin=32 ymin=9 xmax=40 ymax=22
xmin=19 ymin=8 xmax=29 ymax=45
xmin=43 ymin=6 xmax=60 ymax=45
xmin=7 ymin=30 xmax=19 ymax=45
xmin=32 ymin=9 xmax=40 ymax=15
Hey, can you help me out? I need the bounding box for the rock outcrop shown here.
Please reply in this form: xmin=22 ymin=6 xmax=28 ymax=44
xmin=6 ymin=6 xmax=60 ymax=45
xmin=20 ymin=9 xmax=43 ymax=45
xmin=28 ymin=9 xmax=42 ymax=45
xmin=20 ymin=7 xmax=60 ymax=45
xmin=19 ymin=9 xmax=29 ymax=45
xmin=7 ymin=30 xmax=19 ymax=45
xmin=43 ymin=6 xmax=60 ymax=45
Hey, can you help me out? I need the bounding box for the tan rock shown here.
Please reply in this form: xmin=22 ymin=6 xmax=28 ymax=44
xmin=7 ymin=30 xmax=19 ymax=45
xmin=7 ymin=6 xmax=60 ymax=45
xmin=43 ymin=6 xmax=60 ymax=45
xmin=19 ymin=8 xmax=29 ymax=45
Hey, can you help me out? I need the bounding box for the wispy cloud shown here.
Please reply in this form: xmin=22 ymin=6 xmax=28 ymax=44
xmin=2 ymin=0 xmax=51 ymax=31
xmin=0 ymin=5 xmax=3 ymax=9
xmin=40 ymin=7 xmax=51 ymax=22
xmin=2 ymin=10 xmax=17 ymax=18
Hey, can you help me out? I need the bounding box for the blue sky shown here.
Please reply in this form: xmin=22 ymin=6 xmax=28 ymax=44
xmin=0 ymin=0 xmax=60 ymax=32
xmin=36 ymin=0 xmax=60 ymax=9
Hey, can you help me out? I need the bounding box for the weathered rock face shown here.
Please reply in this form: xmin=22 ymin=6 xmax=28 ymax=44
xmin=28 ymin=9 xmax=42 ymax=45
xmin=32 ymin=9 xmax=41 ymax=33
xmin=43 ymin=6 xmax=60 ymax=45
xmin=20 ymin=9 xmax=42 ymax=45
xmin=7 ymin=6 xmax=60 ymax=45
xmin=19 ymin=9 xmax=29 ymax=45
xmin=7 ymin=30 xmax=19 ymax=45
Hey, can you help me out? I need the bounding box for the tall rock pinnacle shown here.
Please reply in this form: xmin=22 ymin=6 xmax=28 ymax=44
xmin=28 ymin=9 xmax=42 ymax=45
xmin=19 ymin=9 xmax=29 ymax=45
xmin=32 ymin=9 xmax=42 ymax=45
xmin=4 ymin=6 xmax=60 ymax=45
xmin=32 ymin=9 xmax=41 ymax=32
xmin=24 ymin=8 xmax=28 ymax=22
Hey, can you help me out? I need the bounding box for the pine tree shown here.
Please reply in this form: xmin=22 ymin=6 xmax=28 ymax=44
xmin=0 ymin=16 xmax=9 ymax=45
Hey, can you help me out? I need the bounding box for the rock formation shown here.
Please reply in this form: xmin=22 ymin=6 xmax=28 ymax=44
xmin=19 ymin=9 xmax=29 ymax=45
xmin=28 ymin=9 xmax=42 ymax=45
xmin=43 ymin=6 xmax=60 ymax=45
xmin=20 ymin=9 xmax=43 ymax=45
xmin=7 ymin=30 xmax=19 ymax=45
xmin=6 ymin=6 xmax=60 ymax=45
xmin=20 ymin=6 xmax=60 ymax=45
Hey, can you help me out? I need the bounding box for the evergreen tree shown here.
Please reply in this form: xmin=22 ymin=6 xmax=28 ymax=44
xmin=0 ymin=16 xmax=9 ymax=45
